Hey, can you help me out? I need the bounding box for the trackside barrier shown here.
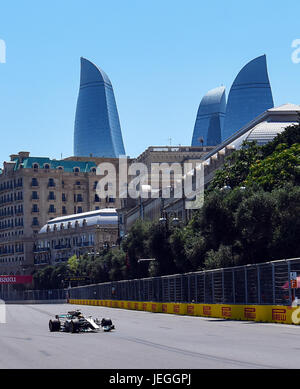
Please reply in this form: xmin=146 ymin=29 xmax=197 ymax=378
xmin=68 ymin=299 xmax=300 ymax=325
xmin=0 ymin=288 xmax=68 ymax=303
xmin=67 ymin=258 xmax=300 ymax=307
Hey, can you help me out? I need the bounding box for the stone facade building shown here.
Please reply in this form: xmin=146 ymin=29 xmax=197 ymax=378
xmin=34 ymin=209 xmax=119 ymax=267
xmin=0 ymin=151 xmax=131 ymax=275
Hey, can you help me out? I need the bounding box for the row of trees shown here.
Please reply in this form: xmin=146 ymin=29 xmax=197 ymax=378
xmin=33 ymin=124 xmax=300 ymax=289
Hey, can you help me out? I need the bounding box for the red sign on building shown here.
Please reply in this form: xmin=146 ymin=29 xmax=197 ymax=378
xmin=0 ymin=275 xmax=33 ymax=284
xmin=162 ymin=304 xmax=167 ymax=313
xmin=173 ymin=304 xmax=180 ymax=313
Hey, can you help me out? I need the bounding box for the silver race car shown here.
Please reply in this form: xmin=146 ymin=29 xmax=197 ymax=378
xmin=49 ymin=310 xmax=115 ymax=333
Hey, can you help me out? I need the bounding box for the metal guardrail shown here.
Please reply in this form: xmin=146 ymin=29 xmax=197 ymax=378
xmin=68 ymin=257 xmax=300 ymax=306
xmin=1 ymin=257 xmax=299 ymax=306
xmin=0 ymin=288 xmax=68 ymax=301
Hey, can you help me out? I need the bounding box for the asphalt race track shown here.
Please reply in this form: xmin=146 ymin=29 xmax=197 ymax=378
xmin=0 ymin=303 xmax=299 ymax=369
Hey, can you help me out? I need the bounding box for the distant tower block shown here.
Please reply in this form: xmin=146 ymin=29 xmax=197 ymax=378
xmin=191 ymin=86 xmax=226 ymax=147
xmin=74 ymin=57 xmax=126 ymax=158
xmin=222 ymin=55 xmax=274 ymax=142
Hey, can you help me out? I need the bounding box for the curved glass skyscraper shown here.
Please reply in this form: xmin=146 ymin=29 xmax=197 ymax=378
xmin=222 ymin=55 xmax=274 ymax=142
xmin=191 ymin=86 xmax=226 ymax=146
xmin=74 ymin=57 xmax=126 ymax=158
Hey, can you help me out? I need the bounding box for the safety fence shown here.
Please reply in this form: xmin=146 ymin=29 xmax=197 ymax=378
xmin=1 ymin=257 xmax=299 ymax=306
xmin=68 ymin=257 xmax=300 ymax=306
xmin=0 ymin=288 xmax=67 ymax=302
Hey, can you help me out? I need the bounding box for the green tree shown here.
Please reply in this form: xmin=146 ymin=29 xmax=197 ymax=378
xmin=121 ymin=219 xmax=151 ymax=278
xmin=235 ymin=191 xmax=277 ymax=264
xmin=204 ymin=245 xmax=235 ymax=269
xmin=67 ymin=254 xmax=79 ymax=274
xmin=262 ymin=123 xmax=300 ymax=157
xmin=271 ymin=185 xmax=300 ymax=260
xmin=196 ymin=190 xmax=236 ymax=249
xmin=209 ymin=141 xmax=262 ymax=190
xmin=147 ymin=221 xmax=174 ymax=276
xmin=244 ymin=143 xmax=300 ymax=191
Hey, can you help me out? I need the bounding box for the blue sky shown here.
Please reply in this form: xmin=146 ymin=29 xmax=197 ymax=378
xmin=0 ymin=0 xmax=299 ymax=162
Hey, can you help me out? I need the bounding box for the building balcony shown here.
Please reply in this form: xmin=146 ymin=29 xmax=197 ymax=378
xmin=33 ymin=247 xmax=50 ymax=253
xmin=54 ymin=257 xmax=69 ymax=263
xmin=76 ymin=241 xmax=93 ymax=247
xmin=54 ymin=244 xmax=71 ymax=250
xmin=34 ymin=259 xmax=50 ymax=265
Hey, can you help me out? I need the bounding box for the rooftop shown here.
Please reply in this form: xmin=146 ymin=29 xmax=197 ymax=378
xmin=39 ymin=208 xmax=118 ymax=234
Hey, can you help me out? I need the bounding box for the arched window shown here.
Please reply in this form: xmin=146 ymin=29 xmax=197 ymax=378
xmin=44 ymin=163 xmax=50 ymax=169
xmin=33 ymin=163 xmax=39 ymax=170
xmin=73 ymin=167 xmax=80 ymax=173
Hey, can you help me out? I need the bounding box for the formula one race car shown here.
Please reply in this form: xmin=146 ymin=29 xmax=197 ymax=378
xmin=49 ymin=310 xmax=115 ymax=333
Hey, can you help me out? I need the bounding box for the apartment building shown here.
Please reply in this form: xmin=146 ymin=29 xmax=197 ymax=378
xmin=0 ymin=151 xmax=130 ymax=275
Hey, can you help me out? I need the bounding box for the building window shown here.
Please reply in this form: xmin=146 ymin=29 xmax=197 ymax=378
xmin=32 ymin=217 xmax=39 ymax=226
xmin=44 ymin=163 xmax=50 ymax=169
xmin=33 ymin=163 xmax=39 ymax=170
xmin=48 ymin=191 xmax=56 ymax=200
xmin=32 ymin=191 xmax=39 ymax=200
xmin=31 ymin=178 xmax=38 ymax=187
xmin=73 ymin=167 xmax=80 ymax=173
xmin=77 ymin=194 xmax=83 ymax=202
xmin=32 ymin=204 xmax=39 ymax=213
xmin=62 ymin=206 xmax=67 ymax=215
xmin=48 ymin=204 xmax=56 ymax=213
xmin=48 ymin=178 xmax=55 ymax=187
xmin=94 ymin=194 xmax=100 ymax=202
xmin=62 ymin=193 xmax=66 ymax=202
xmin=77 ymin=207 xmax=83 ymax=213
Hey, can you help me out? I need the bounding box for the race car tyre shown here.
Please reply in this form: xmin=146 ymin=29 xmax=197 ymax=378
xmin=49 ymin=319 xmax=61 ymax=332
xmin=101 ymin=318 xmax=112 ymax=327
xmin=70 ymin=319 xmax=79 ymax=333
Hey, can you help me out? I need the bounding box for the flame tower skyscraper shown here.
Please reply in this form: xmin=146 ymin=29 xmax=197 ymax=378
xmin=74 ymin=57 xmax=126 ymax=158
